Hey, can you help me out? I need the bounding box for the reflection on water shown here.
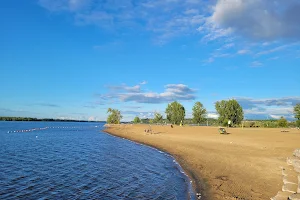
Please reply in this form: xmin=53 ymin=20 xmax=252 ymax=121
xmin=0 ymin=122 xmax=194 ymax=200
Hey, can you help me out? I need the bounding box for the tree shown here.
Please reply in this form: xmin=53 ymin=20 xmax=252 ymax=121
xmin=153 ymin=112 xmax=163 ymax=123
xmin=165 ymin=101 xmax=185 ymax=125
xmin=294 ymin=104 xmax=300 ymax=127
xmin=133 ymin=116 xmax=141 ymax=124
xmin=277 ymin=116 xmax=288 ymax=128
xmin=192 ymin=101 xmax=207 ymax=125
xmin=107 ymin=108 xmax=122 ymax=124
xmin=215 ymin=99 xmax=244 ymax=126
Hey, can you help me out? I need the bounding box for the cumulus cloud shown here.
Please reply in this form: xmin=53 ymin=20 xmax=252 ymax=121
xmin=236 ymin=97 xmax=300 ymax=109
xmin=106 ymin=84 xmax=141 ymax=93
xmin=100 ymin=83 xmax=197 ymax=104
xmin=199 ymin=0 xmax=300 ymax=41
xmin=120 ymin=84 xmax=196 ymax=103
xmin=244 ymin=106 xmax=295 ymax=120
xmin=38 ymin=0 xmax=300 ymax=44
xmin=235 ymin=97 xmax=300 ymax=120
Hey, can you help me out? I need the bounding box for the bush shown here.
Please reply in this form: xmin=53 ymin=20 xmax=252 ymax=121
xmin=277 ymin=117 xmax=288 ymax=128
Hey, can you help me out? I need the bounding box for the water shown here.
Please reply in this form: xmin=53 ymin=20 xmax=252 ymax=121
xmin=0 ymin=121 xmax=195 ymax=200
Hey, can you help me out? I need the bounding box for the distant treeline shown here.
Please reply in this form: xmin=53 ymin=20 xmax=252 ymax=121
xmin=0 ymin=116 xmax=104 ymax=123
xmin=136 ymin=118 xmax=218 ymax=126
xmin=135 ymin=118 xmax=298 ymax=128
xmin=241 ymin=119 xmax=297 ymax=128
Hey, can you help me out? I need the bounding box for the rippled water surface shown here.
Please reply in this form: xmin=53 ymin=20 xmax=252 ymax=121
xmin=0 ymin=122 xmax=194 ymax=199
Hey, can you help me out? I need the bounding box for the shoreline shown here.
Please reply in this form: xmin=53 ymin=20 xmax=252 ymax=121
xmin=103 ymin=129 xmax=202 ymax=200
xmin=104 ymin=124 xmax=300 ymax=199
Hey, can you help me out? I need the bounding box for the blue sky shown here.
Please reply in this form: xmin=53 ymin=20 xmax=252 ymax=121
xmin=0 ymin=0 xmax=299 ymax=121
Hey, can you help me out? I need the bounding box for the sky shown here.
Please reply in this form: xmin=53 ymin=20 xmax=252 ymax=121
xmin=0 ymin=0 xmax=299 ymax=121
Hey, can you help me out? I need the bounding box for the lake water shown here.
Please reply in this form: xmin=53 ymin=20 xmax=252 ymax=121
xmin=0 ymin=121 xmax=195 ymax=200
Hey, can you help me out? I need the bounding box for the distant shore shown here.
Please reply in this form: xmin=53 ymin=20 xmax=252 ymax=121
xmin=104 ymin=124 xmax=300 ymax=200
xmin=0 ymin=116 xmax=103 ymax=123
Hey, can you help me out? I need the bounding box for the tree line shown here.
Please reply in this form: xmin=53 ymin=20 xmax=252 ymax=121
xmin=0 ymin=116 xmax=101 ymax=122
xmin=107 ymin=99 xmax=243 ymax=126
xmin=107 ymin=101 xmax=300 ymax=128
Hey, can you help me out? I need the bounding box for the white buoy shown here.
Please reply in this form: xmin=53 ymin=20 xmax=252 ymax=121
xmin=36 ymin=136 xmax=38 ymax=138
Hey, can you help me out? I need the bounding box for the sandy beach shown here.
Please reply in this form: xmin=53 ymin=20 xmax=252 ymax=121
xmin=104 ymin=124 xmax=300 ymax=200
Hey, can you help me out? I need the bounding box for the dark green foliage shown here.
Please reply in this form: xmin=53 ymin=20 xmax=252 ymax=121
xmin=277 ymin=116 xmax=288 ymax=128
xmin=294 ymin=104 xmax=300 ymax=127
xmin=184 ymin=118 xmax=218 ymax=126
xmin=192 ymin=102 xmax=207 ymax=124
xmin=165 ymin=101 xmax=185 ymax=125
xmin=107 ymin=108 xmax=122 ymax=124
xmin=215 ymin=99 xmax=244 ymax=126
xmin=296 ymin=120 xmax=300 ymax=127
xmin=140 ymin=118 xmax=150 ymax=124
xmin=294 ymin=104 xmax=300 ymax=119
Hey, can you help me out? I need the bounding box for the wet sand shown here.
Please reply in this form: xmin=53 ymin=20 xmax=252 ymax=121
xmin=104 ymin=124 xmax=300 ymax=200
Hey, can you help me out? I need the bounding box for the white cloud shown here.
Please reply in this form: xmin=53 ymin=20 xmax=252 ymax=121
xmin=236 ymin=97 xmax=300 ymax=108
xmin=256 ymin=43 xmax=298 ymax=56
xmin=106 ymin=84 xmax=142 ymax=93
xmin=39 ymin=0 xmax=91 ymax=12
xmin=268 ymin=56 xmax=279 ymax=60
xmin=184 ymin=9 xmax=199 ymax=15
xmin=207 ymin=112 xmax=219 ymax=119
xmin=250 ymin=61 xmax=263 ymax=67
xmin=38 ymin=0 xmax=207 ymax=43
xmin=235 ymin=97 xmax=299 ymax=120
xmin=269 ymin=115 xmax=281 ymax=120
xmin=237 ymin=49 xmax=250 ymax=55
xmin=68 ymin=0 xmax=89 ymax=11
xmin=204 ymin=57 xmax=214 ymax=64
xmin=206 ymin=0 xmax=300 ymax=41
xmin=75 ymin=11 xmax=113 ymax=27
xmin=223 ymin=43 xmax=234 ymax=49
xmin=100 ymin=83 xmax=197 ymax=104
xmin=38 ymin=0 xmax=300 ymax=44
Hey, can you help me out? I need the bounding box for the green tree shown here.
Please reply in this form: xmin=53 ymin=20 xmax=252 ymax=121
xmin=107 ymin=108 xmax=122 ymax=124
xmin=215 ymin=99 xmax=244 ymax=126
xmin=277 ymin=116 xmax=288 ymax=128
xmin=153 ymin=112 xmax=163 ymax=123
xmin=297 ymin=120 xmax=300 ymax=128
xmin=294 ymin=104 xmax=300 ymax=127
xmin=192 ymin=101 xmax=207 ymax=125
xmin=133 ymin=116 xmax=141 ymax=124
xmin=165 ymin=101 xmax=185 ymax=125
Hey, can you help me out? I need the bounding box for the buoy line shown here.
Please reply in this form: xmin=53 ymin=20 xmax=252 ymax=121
xmin=7 ymin=126 xmax=98 ymax=133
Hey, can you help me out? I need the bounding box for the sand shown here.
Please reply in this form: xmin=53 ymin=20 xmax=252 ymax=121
xmin=104 ymin=124 xmax=300 ymax=200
